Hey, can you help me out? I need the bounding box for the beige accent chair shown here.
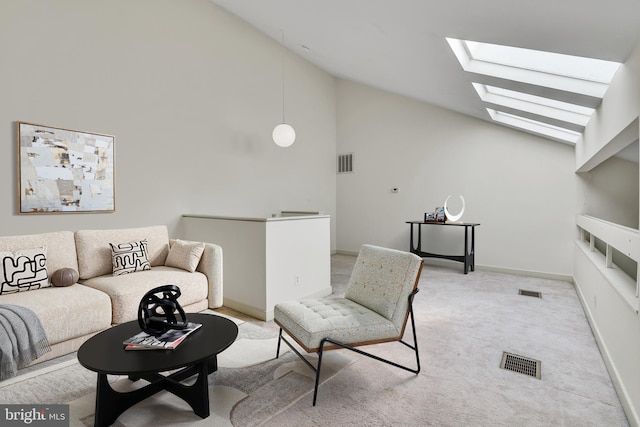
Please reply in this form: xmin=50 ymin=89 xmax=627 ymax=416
xmin=274 ymin=244 xmax=424 ymax=405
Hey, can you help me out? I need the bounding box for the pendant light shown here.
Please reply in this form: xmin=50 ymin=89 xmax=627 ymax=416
xmin=273 ymin=30 xmax=296 ymax=147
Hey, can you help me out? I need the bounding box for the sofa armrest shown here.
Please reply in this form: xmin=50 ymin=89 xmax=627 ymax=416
xmin=197 ymin=242 xmax=223 ymax=308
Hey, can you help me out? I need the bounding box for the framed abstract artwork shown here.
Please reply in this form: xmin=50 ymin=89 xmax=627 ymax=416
xmin=17 ymin=121 xmax=115 ymax=214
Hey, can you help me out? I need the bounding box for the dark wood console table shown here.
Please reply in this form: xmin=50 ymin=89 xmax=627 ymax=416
xmin=407 ymin=221 xmax=480 ymax=274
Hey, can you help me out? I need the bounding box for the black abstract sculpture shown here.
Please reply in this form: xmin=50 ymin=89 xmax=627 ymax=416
xmin=137 ymin=284 xmax=188 ymax=336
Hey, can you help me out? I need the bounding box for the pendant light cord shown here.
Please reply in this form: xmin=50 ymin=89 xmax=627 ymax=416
xmin=281 ymin=30 xmax=286 ymax=124
xmin=272 ymin=29 xmax=295 ymax=147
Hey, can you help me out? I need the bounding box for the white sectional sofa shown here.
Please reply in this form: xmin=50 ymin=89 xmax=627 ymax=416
xmin=0 ymin=225 xmax=222 ymax=365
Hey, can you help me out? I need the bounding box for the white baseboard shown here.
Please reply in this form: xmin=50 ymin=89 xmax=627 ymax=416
xmin=421 ymin=258 xmax=574 ymax=282
xmin=334 ymin=251 xmax=573 ymax=283
xmin=224 ymin=286 xmax=333 ymax=322
xmin=335 ymin=249 xmax=358 ymax=257
xmin=473 ymin=263 xmax=573 ymax=283
xmin=573 ymin=276 xmax=639 ymax=427
xmin=223 ymin=298 xmax=268 ymax=321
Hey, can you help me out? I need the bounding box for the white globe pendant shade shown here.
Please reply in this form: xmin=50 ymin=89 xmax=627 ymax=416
xmin=272 ymin=123 xmax=296 ymax=147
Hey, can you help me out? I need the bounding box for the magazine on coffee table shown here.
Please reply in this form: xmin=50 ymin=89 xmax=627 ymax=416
xmin=123 ymin=322 xmax=202 ymax=350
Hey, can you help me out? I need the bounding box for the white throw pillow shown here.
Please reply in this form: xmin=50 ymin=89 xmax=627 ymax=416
xmin=110 ymin=240 xmax=152 ymax=276
xmin=0 ymin=246 xmax=49 ymax=294
xmin=165 ymin=240 xmax=205 ymax=273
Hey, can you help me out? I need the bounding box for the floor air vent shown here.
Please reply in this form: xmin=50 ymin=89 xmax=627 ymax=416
xmin=519 ymin=289 xmax=542 ymax=298
xmin=500 ymin=352 xmax=541 ymax=379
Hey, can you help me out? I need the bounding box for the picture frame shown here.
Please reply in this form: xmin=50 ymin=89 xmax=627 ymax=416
xmin=17 ymin=121 xmax=115 ymax=214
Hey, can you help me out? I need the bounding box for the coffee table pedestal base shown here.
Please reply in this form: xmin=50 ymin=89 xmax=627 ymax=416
xmin=94 ymin=357 xmax=215 ymax=427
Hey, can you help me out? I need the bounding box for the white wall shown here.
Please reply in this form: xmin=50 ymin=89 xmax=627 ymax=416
xmin=336 ymin=79 xmax=576 ymax=277
xmin=577 ymin=41 xmax=640 ymax=171
xmin=573 ymin=40 xmax=640 ymax=427
xmin=182 ymin=215 xmax=331 ymax=320
xmin=0 ymin=0 xmax=337 ymax=250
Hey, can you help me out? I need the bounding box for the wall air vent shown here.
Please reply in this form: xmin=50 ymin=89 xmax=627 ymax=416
xmin=337 ymin=153 xmax=354 ymax=174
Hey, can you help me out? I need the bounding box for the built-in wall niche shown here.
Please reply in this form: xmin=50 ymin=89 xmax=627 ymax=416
xmin=576 ymin=119 xmax=639 ymax=289
xmin=578 ymin=119 xmax=639 ymax=230
xmin=576 ymin=216 xmax=639 ymax=312
xmin=592 ymin=234 xmax=638 ymax=281
xmin=614 ymin=138 xmax=639 ymax=163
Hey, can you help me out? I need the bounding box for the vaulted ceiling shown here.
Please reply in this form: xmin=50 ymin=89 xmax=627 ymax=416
xmin=210 ymin=0 xmax=640 ymax=145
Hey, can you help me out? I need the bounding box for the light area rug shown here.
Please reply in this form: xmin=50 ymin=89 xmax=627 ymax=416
xmin=0 ymin=313 xmax=355 ymax=427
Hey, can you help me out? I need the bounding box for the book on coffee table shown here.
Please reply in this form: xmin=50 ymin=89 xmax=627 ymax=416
xmin=123 ymin=322 xmax=202 ymax=350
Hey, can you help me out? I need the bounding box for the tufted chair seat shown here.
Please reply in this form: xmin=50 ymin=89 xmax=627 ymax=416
xmin=274 ymin=244 xmax=424 ymax=405
xmin=275 ymin=298 xmax=400 ymax=352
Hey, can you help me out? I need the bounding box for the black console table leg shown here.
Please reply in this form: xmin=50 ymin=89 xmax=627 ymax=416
xmin=409 ymin=222 xmax=422 ymax=253
xmin=464 ymin=226 xmax=469 ymax=274
xmin=471 ymin=225 xmax=476 ymax=271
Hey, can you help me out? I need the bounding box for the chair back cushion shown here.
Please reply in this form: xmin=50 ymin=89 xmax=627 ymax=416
xmin=345 ymin=244 xmax=423 ymax=331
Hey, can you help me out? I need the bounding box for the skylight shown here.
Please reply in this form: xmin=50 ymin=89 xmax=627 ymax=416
xmin=464 ymin=40 xmax=620 ymax=84
xmin=447 ymin=38 xmax=621 ymax=98
xmin=472 ymin=83 xmax=593 ymax=126
xmin=447 ymin=38 xmax=622 ymax=143
xmin=487 ymin=109 xmax=581 ymax=144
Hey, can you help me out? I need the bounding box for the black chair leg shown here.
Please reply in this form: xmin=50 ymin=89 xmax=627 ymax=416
xmin=276 ymin=328 xmax=283 ymax=358
xmin=313 ymin=340 xmax=326 ymax=406
xmin=274 ymin=331 xmax=323 ymax=405
xmin=409 ymin=297 xmax=420 ymax=373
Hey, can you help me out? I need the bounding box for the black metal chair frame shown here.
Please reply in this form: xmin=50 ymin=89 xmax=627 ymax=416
xmin=275 ymin=288 xmax=420 ymax=406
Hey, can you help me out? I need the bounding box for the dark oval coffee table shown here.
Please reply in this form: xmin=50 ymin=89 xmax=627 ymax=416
xmin=78 ymin=313 xmax=238 ymax=427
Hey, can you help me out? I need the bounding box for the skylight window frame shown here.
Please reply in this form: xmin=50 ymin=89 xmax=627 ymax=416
xmin=487 ymin=108 xmax=581 ymax=144
xmin=472 ymin=83 xmax=593 ymax=127
xmin=463 ymin=40 xmax=620 ymax=84
xmin=482 ymin=85 xmax=595 ymax=116
xmin=447 ymin=38 xmax=620 ymax=98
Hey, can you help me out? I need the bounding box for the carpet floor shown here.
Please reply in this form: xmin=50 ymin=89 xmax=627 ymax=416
xmin=262 ymin=255 xmax=629 ymax=426
xmin=0 ymin=313 xmax=353 ymax=426
xmin=0 ymin=254 xmax=630 ymax=426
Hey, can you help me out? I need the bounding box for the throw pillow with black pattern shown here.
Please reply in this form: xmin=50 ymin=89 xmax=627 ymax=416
xmin=0 ymin=246 xmax=49 ymax=295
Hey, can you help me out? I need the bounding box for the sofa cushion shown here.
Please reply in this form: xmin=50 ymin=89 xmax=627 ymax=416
xmin=165 ymin=240 xmax=205 ymax=273
xmin=0 ymin=284 xmax=112 ymax=345
xmin=75 ymin=226 xmax=170 ymax=280
xmin=0 ymin=246 xmax=50 ymax=295
xmin=80 ymin=266 xmax=209 ymax=324
xmin=0 ymin=231 xmax=78 ymax=276
xmin=110 ymin=240 xmax=152 ymax=276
